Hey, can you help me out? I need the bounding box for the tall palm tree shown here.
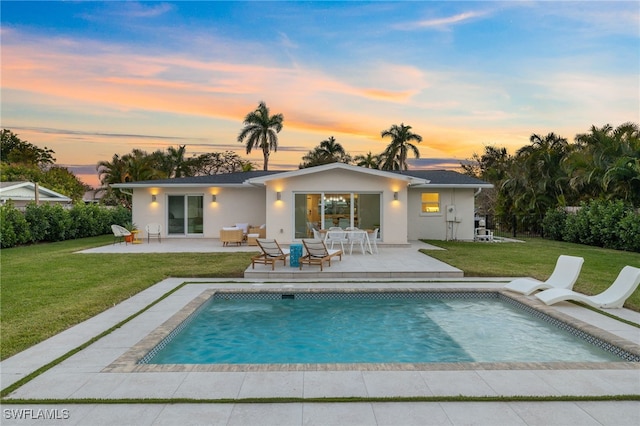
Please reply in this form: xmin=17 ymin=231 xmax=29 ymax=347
xmin=380 ymin=123 xmax=422 ymax=171
xmin=237 ymin=101 xmax=284 ymax=171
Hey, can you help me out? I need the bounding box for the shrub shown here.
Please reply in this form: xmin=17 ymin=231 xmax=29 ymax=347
xmin=542 ymin=208 xmax=567 ymax=241
xmin=619 ymin=210 xmax=640 ymax=252
xmin=24 ymin=203 xmax=49 ymax=242
xmin=1 ymin=202 xmax=132 ymax=248
xmin=109 ymin=206 xmax=132 ymax=230
xmin=0 ymin=201 xmax=31 ymax=248
xmin=69 ymin=203 xmax=107 ymax=238
xmin=559 ymin=199 xmax=639 ymax=252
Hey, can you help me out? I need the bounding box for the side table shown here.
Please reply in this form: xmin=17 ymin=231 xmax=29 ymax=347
xmin=289 ymin=243 xmax=303 ymax=267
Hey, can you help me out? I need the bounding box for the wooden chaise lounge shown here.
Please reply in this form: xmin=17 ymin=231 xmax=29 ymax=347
xmin=252 ymin=238 xmax=290 ymax=270
xmin=299 ymin=239 xmax=342 ymax=271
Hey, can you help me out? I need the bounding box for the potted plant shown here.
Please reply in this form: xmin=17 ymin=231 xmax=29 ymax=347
xmin=123 ymin=222 xmax=138 ymax=243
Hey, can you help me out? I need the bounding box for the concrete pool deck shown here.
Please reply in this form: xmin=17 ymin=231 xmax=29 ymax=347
xmin=1 ymin=278 xmax=639 ymax=425
xmin=78 ymin=238 xmax=465 ymax=279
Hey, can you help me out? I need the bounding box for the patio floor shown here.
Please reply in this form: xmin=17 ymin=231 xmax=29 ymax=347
xmin=79 ymin=238 xmax=464 ymax=279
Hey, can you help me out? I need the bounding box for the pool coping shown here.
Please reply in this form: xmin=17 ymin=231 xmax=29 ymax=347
xmin=105 ymin=286 xmax=640 ymax=373
xmin=3 ymin=279 xmax=639 ymax=402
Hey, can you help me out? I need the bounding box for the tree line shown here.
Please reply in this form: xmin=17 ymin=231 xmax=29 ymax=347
xmin=0 ymin=129 xmax=88 ymax=202
xmin=3 ymin=102 xmax=638 ymax=237
xmin=461 ymin=122 xmax=640 ymax=235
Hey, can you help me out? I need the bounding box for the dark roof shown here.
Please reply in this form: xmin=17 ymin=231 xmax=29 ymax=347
xmin=395 ymin=170 xmax=491 ymax=186
xmin=116 ymin=168 xmax=491 ymax=187
xmin=130 ymin=171 xmax=282 ymax=185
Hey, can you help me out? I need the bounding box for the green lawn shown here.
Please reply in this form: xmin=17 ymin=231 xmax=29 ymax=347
xmin=422 ymin=238 xmax=640 ymax=311
xmin=1 ymin=236 xmax=638 ymax=360
xmin=0 ymin=236 xmax=255 ymax=360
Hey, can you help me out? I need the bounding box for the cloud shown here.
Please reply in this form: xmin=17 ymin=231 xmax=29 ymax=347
xmin=1 ymin=30 xmax=428 ymax=143
xmin=396 ymin=10 xmax=488 ymax=31
xmin=80 ymin=2 xmax=174 ymax=21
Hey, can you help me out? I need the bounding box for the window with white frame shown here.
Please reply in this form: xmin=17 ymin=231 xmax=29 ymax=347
xmin=420 ymin=192 xmax=440 ymax=213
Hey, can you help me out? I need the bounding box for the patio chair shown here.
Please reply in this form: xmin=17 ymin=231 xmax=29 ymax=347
xmin=474 ymin=227 xmax=494 ymax=242
xmin=367 ymin=228 xmax=379 ymax=254
xmin=300 ymin=239 xmax=342 ymax=271
xmin=535 ymin=265 xmax=640 ymax=309
xmin=347 ymin=229 xmax=367 ymax=255
xmin=145 ymin=223 xmax=161 ymax=243
xmin=220 ymin=227 xmax=243 ymax=246
xmin=252 ymin=239 xmax=290 ymax=270
xmin=504 ymin=255 xmax=584 ymax=295
xmin=111 ymin=224 xmax=131 ymax=245
xmin=325 ymin=227 xmax=348 ymax=251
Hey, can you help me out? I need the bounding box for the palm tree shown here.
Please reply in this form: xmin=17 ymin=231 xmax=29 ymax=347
xmin=97 ymin=149 xmax=159 ymax=207
xmin=380 ymin=123 xmax=422 ymax=171
xmin=299 ymin=136 xmax=351 ymax=168
xmin=499 ymin=133 xmax=572 ymax=234
xmin=353 ymin=151 xmax=381 ymax=169
xmin=569 ymin=122 xmax=640 ymax=206
xmin=150 ymin=145 xmax=189 ymax=179
xmin=237 ymin=101 xmax=284 ymax=171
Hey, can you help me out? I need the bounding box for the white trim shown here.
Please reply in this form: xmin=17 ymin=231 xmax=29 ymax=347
xmin=246 ymin=163 xmax=429 ymax=185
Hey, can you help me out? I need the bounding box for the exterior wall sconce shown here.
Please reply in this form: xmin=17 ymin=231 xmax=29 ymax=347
xmin=393 ymin=191 xmax=399 ymax=201
xmin=151 ymin=194 xmax=157 ymax=202
xmin=212 ymin=194 xmax=217 ymax=202
xmin=276 ymin=191 xmax=282 ymax=201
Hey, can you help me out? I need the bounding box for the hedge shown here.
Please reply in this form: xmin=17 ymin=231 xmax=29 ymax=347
xmin=0 ymin=201 xmax=131 ymax=248
xmin=542 ymin=199 xmax=640 ymax=252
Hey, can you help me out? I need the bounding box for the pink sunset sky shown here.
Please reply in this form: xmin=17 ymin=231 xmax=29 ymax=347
xmin=2 ymin=1 xmax=638 ymax=188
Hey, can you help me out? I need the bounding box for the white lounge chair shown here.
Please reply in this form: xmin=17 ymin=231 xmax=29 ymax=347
xmin=504 ymin=255 xmax=584 ymax=295
xmin=535 ymin=265 xmax=640 ymax=309
xmin=111 ymin=224 xmax=131 ymax=245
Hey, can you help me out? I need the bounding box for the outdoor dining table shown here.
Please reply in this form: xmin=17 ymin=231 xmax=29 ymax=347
xmin=322 ymin=229 xmax=374 ymax=254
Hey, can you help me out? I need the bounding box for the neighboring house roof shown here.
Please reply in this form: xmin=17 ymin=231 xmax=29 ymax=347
xmin=111 ymin=164 xmax=492 ymax=189
xmin=0 ymin=181 xmax=72 ymax=203
xmin=83 ymin=188 xmax=107 ymax=203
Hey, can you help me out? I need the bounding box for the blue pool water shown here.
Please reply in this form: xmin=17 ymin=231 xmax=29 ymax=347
xmin=143 ymin=293 xmax=623 ymax=364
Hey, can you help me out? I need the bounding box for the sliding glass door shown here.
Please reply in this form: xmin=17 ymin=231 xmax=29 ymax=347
xmin=294 ymin=192 xmax=380 ymax=239
xmin=167 ymin=195 xmax=204 ymax=236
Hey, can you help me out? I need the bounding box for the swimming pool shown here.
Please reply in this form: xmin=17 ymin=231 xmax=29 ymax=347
xmin=138 ymin=290 xmax=638 ymax=366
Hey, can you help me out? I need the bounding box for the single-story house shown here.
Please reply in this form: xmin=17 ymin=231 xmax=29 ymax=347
xmin=0 ymin=181 xmax=72 ymax=209
xmin=113 ymin=163 xmax=492 ymax=244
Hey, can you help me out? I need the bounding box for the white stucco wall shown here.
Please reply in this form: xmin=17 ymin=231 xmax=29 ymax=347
xmin=260 ymin=168 xmax=410 ymax=244
xmin=407 ymin=187 xmax=477 ymax=241
xmin=128 ymin=170 xmax=480 ymax=243
xmin=131 ymin=186 xmax=265 ymax=238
